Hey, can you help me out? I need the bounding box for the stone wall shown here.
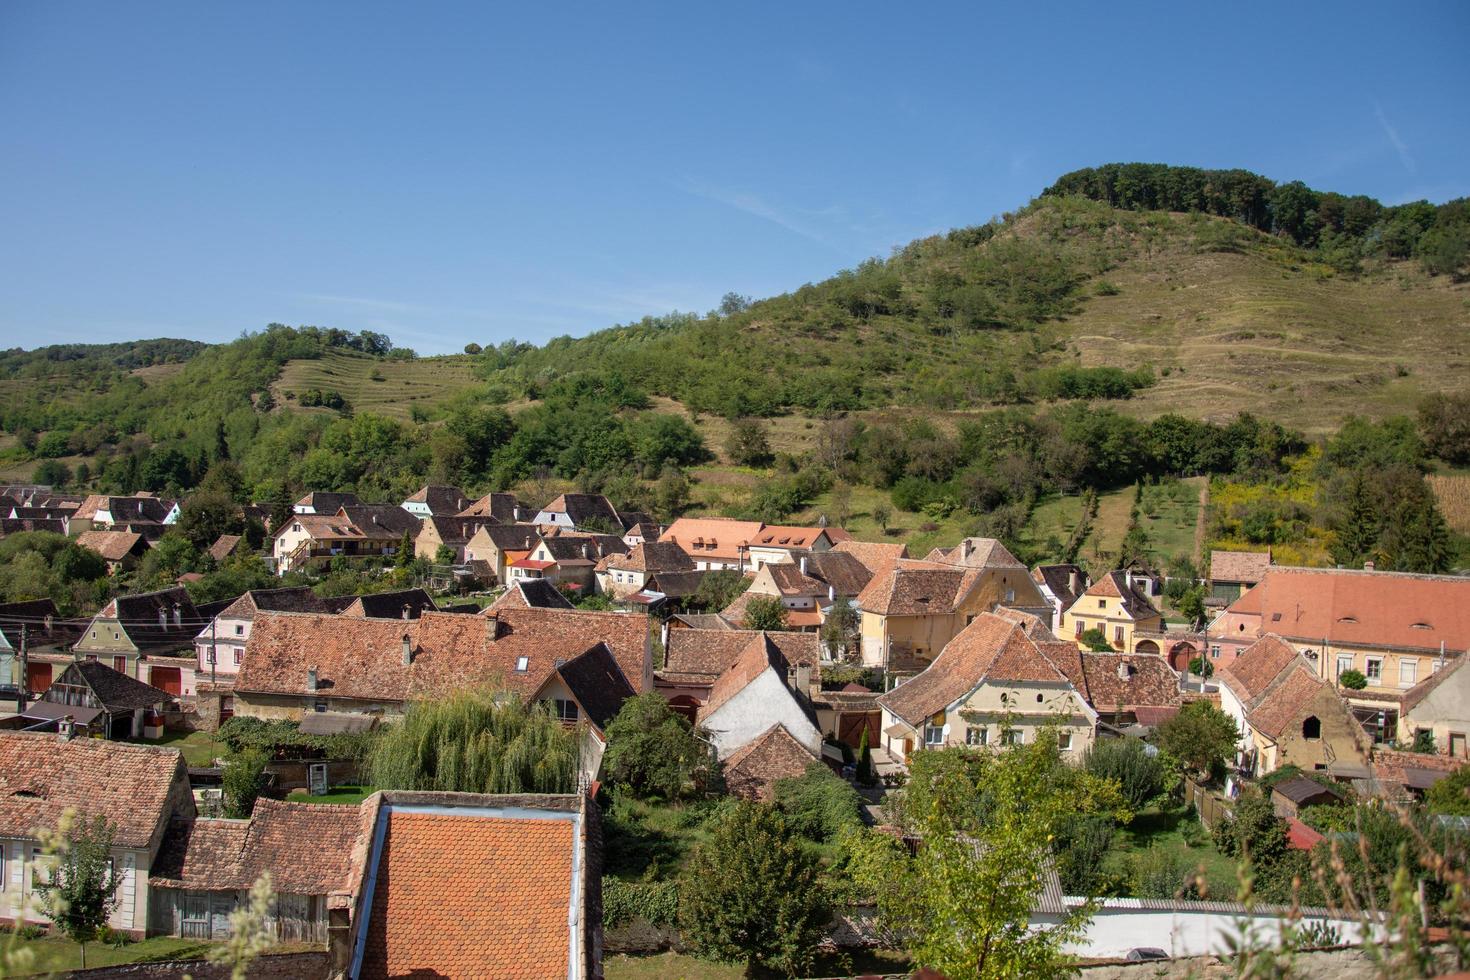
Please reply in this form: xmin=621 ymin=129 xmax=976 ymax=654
xmin=60 ymin=950 xmax=329 ymax=979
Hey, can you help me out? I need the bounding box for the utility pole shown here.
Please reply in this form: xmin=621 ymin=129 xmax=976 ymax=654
xmin=16 ymin=624 xmax=28 ymax=713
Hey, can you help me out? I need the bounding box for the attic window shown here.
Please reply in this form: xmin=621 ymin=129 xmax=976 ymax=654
xmin=1337 ymin=616 xmax=1358 ymax=624
xmin=1271 ymin=613 xmax=1282 ymax=622
xmin=1411 ymin=622 xmax=1432 ymax=630
xmin=514 ymin=656 xmax=529 ymax=673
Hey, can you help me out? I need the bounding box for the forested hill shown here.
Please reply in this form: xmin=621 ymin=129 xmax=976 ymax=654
xmin=1 ymin=163 xmax=1467 ymax=509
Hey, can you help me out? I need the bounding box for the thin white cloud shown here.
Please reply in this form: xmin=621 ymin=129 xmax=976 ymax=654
xmin=1374 ymin=102 xmax=1416 ymax=175
xmin=678 ymin=177 xmax=842 ymax=249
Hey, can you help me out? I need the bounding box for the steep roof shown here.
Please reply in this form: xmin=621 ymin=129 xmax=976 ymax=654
xmin=403 ymin=484 xmax=472 ymax=515
xmin=150 ymin=797 xmax=361 ymax=894
xmin=603 ymin=541 xmax=695 ymax=574
xmin=0 ymin=598 xmax=64 ymax=648
xmin=237 ymin=606 xmax=649 ymax=701
xmin=1401 ymin=651 xmax=1466 ymax=712
xmin=1032 ymin=564 xmax=1087 ymax=612
xmin=294 ymin=491 xmax=361 ymax=512
xmin=1080 ymin=652 xmax=1182 ymax=711
xmin=488 ymin=579 xmax=575 ymax=611
xmin=537 ymin=534 xmax=627 ymax=563
xmin=697 ymin=634 xmax=791 ymax=721
xmin=854 ymin=560 xmax=973 ymax=617
xmin=0 ymin=517 xmax=67 ymax=536
xmin=457 ymin=492 xmax=522 ymax=522
xmin=340 ymin=588 xmax=438 ymax=620
xmin=1218 ymin=635 xmax=1303 ymax=704
xmin=554 ymin=643 xmax=636 ymax=731
xmin=1083 ymin=571 xmax=1160 ymax=621
xmin=660 ymin=517 xmax=765 ymax=564
xmin=0 ymin=732 xmax=186 ymax=848
xmin=1220 ymin=634 xmax=1367 ymax=746
xmin=358 ymin=803 xmax=581 ymax=980
xmin=662 ymin=628 xmax=819 ymax=684
xmin=75 ymin=529 xmax=145 ymax=562
xmin=539 ymin=492 xmax=621 ymax=527
xmin=877 ymin=613 xmax=1073 ymax=727
xmin=803 ymin=551 xmax=874 ymax=597
xmin=1223 ymin=566 xmax=1470 ymax=654
xmin=722 ymin=724 xmax=819 ymax=801
xmin=337 ymin=504 xmax=421 ymax=537
xmin=207 ymin=534 xmax=244 ymax=563
xmin=217 ymin=587 xmax=327 ymax=621
xmin=749 ymin=525 xmax=831 ymax=550
xmin=89 ymin=586 xmax=202 ymax=651
xmin=831 ymin=538 xmax=910 ymax=572
xmin=930 ymin=537 xmax=1027 ymax=570
xmin=53 ymin=660 xmax=171 ymax=712
xmin=1210 ymin=550 xmax=1272 ymax=584
xmin=615 ymin=510 xmax=656 ymax=533
xmin=419 ymin=515 xmax=497 ymax=546
xmin=467 ymin=523 xmax=540 ymax=551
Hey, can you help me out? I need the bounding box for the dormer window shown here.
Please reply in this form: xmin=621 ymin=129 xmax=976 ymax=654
xmin=514 ymin=656 xmax=529 ymax=673
xmin=1337 ymin=616 xmax=1358 ymax=624
xmin=1411 ymin=622 xmax=1432 ymax=630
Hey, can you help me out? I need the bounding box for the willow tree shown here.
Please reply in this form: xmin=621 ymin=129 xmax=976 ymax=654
xmin=369 ymin=689 xmax=578 ymax=794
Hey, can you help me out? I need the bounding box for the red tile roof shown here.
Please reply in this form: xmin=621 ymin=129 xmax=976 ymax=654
xmin=359 ymin=809 xmax=576 ymax=979
xmin=660 ymin=517 xmax=765 ymax=564
xmin=662 ymin=628 xmax=819 ymax=683
xmin=1080 ymin=652 xmax=1183 ymax=711
xmin=831 ymin=539 xmax=910 ymax=573
xmin=1210 ymin=550 xmax=1272 ymax=584
xmin=722 ymin=724 xmax=819 ymax=800
xmin=854 ymin=560 xmax=977 ymax=617
xmin=698 ymin=634 xmax=789 ymax=721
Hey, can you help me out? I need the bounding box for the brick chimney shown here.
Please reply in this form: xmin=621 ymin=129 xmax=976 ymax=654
xmin=307 ymin=668 xmax=318 ymax=691
xmin=401 ymin=634 xmax=413 ymax=665
xmin=792 ymin=661 xmax=813 ymax=697
xmin=1363 ymin=560 xmax=1375 ymax=572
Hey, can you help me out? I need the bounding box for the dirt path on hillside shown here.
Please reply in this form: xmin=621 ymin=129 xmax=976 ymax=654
xmin=1193 ymin=479 xmax=1209 ymax=566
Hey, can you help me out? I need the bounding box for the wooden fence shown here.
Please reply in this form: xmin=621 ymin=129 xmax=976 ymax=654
xmin=1184 ymin=776 xmax=1233 ymax=831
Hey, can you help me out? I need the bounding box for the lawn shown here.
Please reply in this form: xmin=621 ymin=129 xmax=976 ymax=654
xmin=284 ymin=784 xmax=378 ymax=805
xmin=604 ymin=949 xmax=911 ymax=980
xmin=272 ymin=350 xmax=478 ymax=422
xmin=1024 ymin=477 xmax=1204 ymax=574
xmin=602 ymin=796 xmax=723 ymax=881
xmin=2 ymin=934 xmax=222 ymax=974
xmin=1104 ymin=802 xmax=1240 ymax=901
xmin=138 ymin=729 xmax=226 ymax=767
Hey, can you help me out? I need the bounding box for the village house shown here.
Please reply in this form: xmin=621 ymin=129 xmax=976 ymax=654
xmin=595 ymin=540 xmax=695 ymax=597
xmin=1398 ymin=653 xmax=1470 ymax=758
xmin=1077 ymin=650 xmax=1183 ymax=729
xmin=1208 ymin=565 xmax=1470 ymax=742
xmin=1270 ymin=777 xmax=1345 ymax=820
xmin=1031 ymin=564 xmax=1089 ymax=632
xmin=532 ymin=492 xmax=623 ymax=531
xmin=194 ymin=587 xmax=327 ymax=682
xmin=876 ymin=612 xmax=1097 ymax=765
xmin=292 ymin=491 xmax=362 ymax=515
xmin=656 ymin=626 xmax=821 ymax=724
xmin=660 ymin=517 xmax=766 ymax=571
xmin=0 ymin=598 xmax=80 ymax=696
xmin=695 ymin=633 xmax=823 ymax=761
xmin=272 ymin=509 xmax=413 ymax=575
xmin=721 ymin=723 xmax=822 ymax=801
xmin=24 ymin=660 xmax=170 ymax=739
xmin=399 ymin=484 xmax=473 ymax=518
xmin=487 ymin=579 xmax=575 ymax=611
xmin=1217 ymin=634 xmax=1373 ymax=783
xmin=855 ymin=541 xmax=1048 ymax=673
xmin=0 ymin=517 xmax=69 ymax=539
xmin=728 ymin=551 xmax=874 ymax=632
xmin=412 ymin=515 xmax=496 ymax=563
xmin=75 ymin=529 xmax=149 ymax=574
xmin=0 ymin=732 xmax=195 ymax=938
xmin=462 ymin=523 xmax=540 ymax=585
xmin=74 ymin=586 xmax=207 ymax=696
xmin=743 ymin=524 xmax=838 ymax=569
xmin=148 ymin=797 xmax=360 ymax=944
xmin=73 ymin=494 xmax=179 ymax=531
xmin=831 ymin=538 xmax=910 ymax=572
xmin=5 ymin=506 xmax=70 ymax=533
xmin=337 ymin=588 xmax=437 ymax=620
xmin=207 ymin=533 xmax=246 ymax=563
xmin=455 ymin=491 xmax=525 ymax=523
xmin=1059 ymin=570 xmax=1164 ymax=654
xmin=620 ymin=520 xmax=661 ymax=548
xmin=1208 ymin=549 xmax=1272 ymax=606
xmin=509 ymin=534 xmax=628 ymax=594
xmin=346 ymin=791 xmax=601 ymax=980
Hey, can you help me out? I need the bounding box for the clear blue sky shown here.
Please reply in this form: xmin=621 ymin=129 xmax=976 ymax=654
xmin=3 ymin=2 xmax=1467 ymax=355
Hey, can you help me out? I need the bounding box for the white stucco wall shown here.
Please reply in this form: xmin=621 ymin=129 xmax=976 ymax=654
xmin=1056 ymin=900 xmax=1370 ymax=959
xmin=702 ymin=669 xmax=821 ymax=759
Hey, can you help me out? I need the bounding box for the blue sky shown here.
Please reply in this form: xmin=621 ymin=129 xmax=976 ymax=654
xmin=3 ymin=2 xmax=1467 ymax=355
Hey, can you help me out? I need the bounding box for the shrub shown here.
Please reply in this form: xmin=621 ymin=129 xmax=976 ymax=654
xmin=1338 ymin=668 xmax=1368 ymax=690
xmin=222 ymin=749 xmax=269 ymax=818
xmin=1079 ymin=627 xmax=1113 ymax=652
xmin=1082 ymin=737 xmax=1164 ymax=811
xmin=602 ymin=878 xmax=679 ymax=928
xmin=603 ymin=692 xmax=709 ymax=800
xmin=1131 ymin=845 xmax=1188 ymax=899
xmin=772 ymin=763 xmax=864 ymax=843
xmin=1188 ymin=656 xmax=1214 ymax=678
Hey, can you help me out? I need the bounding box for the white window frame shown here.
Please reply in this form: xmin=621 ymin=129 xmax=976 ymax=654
xmin=1336 ymin=654 xmax=1352 ymax=678
xmin=514 ymin=656 xmax=530 ymax=673
xmin=965 ymin=726 xmax=987 ymax=746
xmin=1399 ymin=659 xmax=1417 ymax=688
xmin=923 ymin=724 xmax=944 ymax=747
xmin=1057 ymin=732 xmax=1073 ymax=751
xmin=1365 ymin=657 xmax=1383 ymax=681
xmin=1000 ymin=729 xmax=1023 ymax=746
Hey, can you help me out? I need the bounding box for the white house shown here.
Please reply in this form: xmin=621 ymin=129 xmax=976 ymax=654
xmin=695 ymin=633 xmax=822 ymax=760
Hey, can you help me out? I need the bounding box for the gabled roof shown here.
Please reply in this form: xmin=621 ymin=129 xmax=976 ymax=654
xmin=0 ymin=732 xmax=187 ymax=848
xmin=49 ymin=660 xmax=171 ymax=713
xmin=603 ymin=541 xmax=695 ymax=574
xmin=339 ymin=588 xmax=437 ymax=620
xmin=640 ymin=570 xmax=708 ymax=598
xmin=552 ymin=642 xmax=636 ymax=731
xmin=1210 ymin=550 xmax=1272 ymax=584
xmin=88 ymin=586 xmax=202 ymax=651
xmin=75 ymin=529 xmax=146 ymax=562
xmin=86 ymin=495 xmax=174 ymax=524
xmin=1220 ymin=634 xmax=1366 ymax=745
xmin=466 ymin=523 xmax=541 ymax=551
xmin=238 ymin=606 xmax=650 ymax=701
xmin=1271 ymin=776 xmax=1344 ymax=806
xmin=1401 ymin=652 xmax=1466 ymax=713
xmin=537 ymin=534 xmax=626 ymax=563
xmin=1032 ymin=564 xmax=1087 ymax=611
xmin=419 ymin=515 xmax=497 ymax=545
xmin=337 ymin=504 xmax=421 ymax=537
xmin=877 ymin=613 xmax=1074 ymax=727
xmin=854 ymin=559 xmax=973 ymax=617
xmin=538 ymin=492 xmax=621 ymax=527
xmin=207 ymin=534 xmax=244 ymax=563
xmin=802 ymin=551 xmax=874 ymax=597
xmin=615 ymin=510 xmax=656 ymax=533
xmin=722 ymin=723 xmax=819 ymax=801
xmin=662 ymin=628 xmax=819 ymax=684
xmin=660 ymin=518 xmax=766 ymax=564
xmin=831 ymin=538 xmax=910 ymax=572
xmin=0 ymin=517 xmax=68 ymax=536
xmin=1080 ymin=652 xmax=1182 ymax=711
xmin=215 ymin=586 xmax=328 ymax=621
xmin=1083 ymin=571 xmax=1160 ymax=621
xmin=1222 ymin=565 xmax=1470 ymax=654
xmin=294 ymin=491 xmax=361 ymax=512
xmin=928 ymin=537 xmax=1027 ymax=570
xmin=697 ymin=634 xmax=791 ymax=721
xmin=488 ymin=579 xmax=575 ymax=611
xmin=402 ymin=485 xmax=472 ymax=515
xmin=150 ymin=797 xmax=361 ymax=894
xmin=457 ymin=492 xmax=523 ymax=522
xmin=748 ymin=525 xmax=831 ymax=551
xmin=760 ymin=563 xmax=827 ymax=597
xmin=1218 ymin=635 xmax=1302 ymax=704
xmin=0 ymin=598 xmax=66 ymax=648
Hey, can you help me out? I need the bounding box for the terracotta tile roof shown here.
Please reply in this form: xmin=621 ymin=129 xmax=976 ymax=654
xmin=1222 ymin=566 xmax=1470 ymax=654
xmin=0 ymin=732 xmax=187 ymax=848
xmin=553 ymin=643 xmax=636 ymax=731
xmin=697 ymin=634 xmax=790 ymax=721
xmin=1370 ymin=748 xmax=1464 ymax=795
xmin=1080 ymin=652 xmax=1182 ymax=711
xmin=603 ymin=541 xmax=695 ymax=574
xmin=668 ymin=613 xmax=738 ymax=632
xmin=615 ymin=510 xmax=657 ymax=534
xmin=337 ymin=504 xmax=421 ymax=537
xmin=488 ymin=579 xmax=575 ymax=611
xmin=207 ymin=534 xmax=244 ymax=562
xmin=151 ymin=798 xmax=361 ymax=894
xmin=73 ymin=493 xmax=110 ymax=521
xmin=622 ymin=521 xmax=661 ymax=540
xmin=538 ymin=534 xmax=626 ymax=563
xmin=831 ymin=539 xmax=910 ymax=572
xmin=403 ymin=484 xmax=472 ymax=515
xmin=295 ymin=491 xmax=362 ymax=512
xmin=76 ymin=529 xmax=145 ymax=562
xmin=1401 ymin=652 xmax=1466 ymax=712
xmin=928 ymin=537 xmax=1027 ymax=570
xmin=663 ymin=628 xmax=819 ymax=682
xmin=238 ymin=606 xmax=649 ymax=702
xmin=419 ymin=515 xmax=497 ymax=545
xmin=854 ymin=560 xmax=971 ymax=616
xmin=457 ymin=492 xmax=522 ymax=522
xmin=1247 ymin=665 xmax=1331 ymax=739
xmin=803 ymin=551 xmax=875 ymax=597
xmin=660 ymin=517 xmax=765 ymax=564
xmin=0 ymin=517 xmax=67 ymax=536
xmin=722 ymin=723 xmax=819 ymax=800
xmin=466 ymin=523 xmax=540 ymax=552
xmin=1032 ymin=564 xmax=1087 ymax=612
xmin=1210 ymin=550 xmax=1272 ymax=584
xmin=1218 ymin=635 xmax=1302 ymax=704
xmin=359 ymin=808 xmax=577 ymax=979
xmin=749 ymin=525 xmax=830 ymax=550
xmin=877 ymin=614 xmax=1072 ymax=727
xmin=215 ymin=586 xmax=328 ymax=621
xmin=1287 ymin=818 xmax=1324 ymax=851
xmin=339 ymin=588 xmax=437 ymax=620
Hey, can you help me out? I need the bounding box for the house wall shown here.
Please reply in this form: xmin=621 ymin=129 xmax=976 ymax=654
xmin=1061 ymin=594 xmax=1163 ymax=653
xmin=702 ymin=670 xmax=821 ymax=759
xmin=1059 ymin=902 xmax=1368 ymax=960
xmin=194 ymin=616 xmax=250 ymax=678
xmin=272 ymin=522 xmax=314 ymax=571
xmin=2 ymin=838 xmax=152 ymax=937
xmin=1206 ymin=608 xmax=1261 ymax=664
xmin=1401 ymin=664 xmax=1470 ymax=756
xmin=78 ymin=618 xmax=139 ymax=655
xmin=463 ymin=534 xmax=510 ymax=583
xmin=881 ymin=680 xmax=1094 ymax=765
xmin=1260 ymin=685 xmax=1370 ymax=777
xmin=860 ymin=612 xmax=962 ymax=669
xmin=233 ymin=691 xmax=403 ymax=722
xmin=1308 ymin=641 xmax=1450 ymax=699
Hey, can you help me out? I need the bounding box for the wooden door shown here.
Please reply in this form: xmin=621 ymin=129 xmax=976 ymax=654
xmin=150 ymin=666 xmax=181 ymax=696
xmin=26 ymin=661 xmax=51 ymax=693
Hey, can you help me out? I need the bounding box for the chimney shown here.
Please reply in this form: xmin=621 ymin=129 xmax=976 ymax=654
xmin=485 ymin=614 xmax=503 ymax=641
xmin=1117 ymin=662 xmax=1132 ymax=681
xmin=660 ymin=619 xmax=670 ymax=651
xmin=402 ymin=604 xmax=412 ymax=621
xmin=307 ymin=668 xmax=318 ymax=691
xmin=158 ymin=607 xmax=168 ymax=628
xmin=402 ymin=634 xmax=413 ymax=665
xmin=1069 ymin=568 xmax=1082 ymax=597
xmin=1363 ymin=560 xmax=1375 ymax=572
xmin=58 ymin=715 xmax=76 ymax=741
xmin=172 ymin=603 xmax=182 ymax=626
xmin=799 ymin=555 xmax=808 ymax=575
xmin=793 ymin=661 xmax=813 ymax=697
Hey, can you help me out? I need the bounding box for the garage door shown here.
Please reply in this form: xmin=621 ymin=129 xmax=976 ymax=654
xmin=26 ymin=661 xmax=52 ymax=693
xmin=150 ymin=666 xmax=181 ymax=696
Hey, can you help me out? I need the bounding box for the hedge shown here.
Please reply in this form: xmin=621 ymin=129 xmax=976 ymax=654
xmin=602 ymin=878 xmax=679 ymax=928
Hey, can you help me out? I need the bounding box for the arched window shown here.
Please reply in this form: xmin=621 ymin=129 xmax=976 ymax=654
xmin=1302 ymin=716 xmax=1321 ymax=740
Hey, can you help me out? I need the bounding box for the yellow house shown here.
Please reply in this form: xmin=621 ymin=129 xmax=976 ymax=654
xmin=1059 ymin=571 xmax=1163 ymax=652
xmin=1399 ymin=654 xmax=1470 ymax=758
xmin=855 ymin=541 xmax=1049 ymax=673
xmin=876 ymin=612 xmax=1096 ymax=764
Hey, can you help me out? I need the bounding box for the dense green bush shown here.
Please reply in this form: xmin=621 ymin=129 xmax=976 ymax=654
xmin=772 ymin=763 xmax=864 ymax=843
xmin=602 ymin=878 xmax=680 ymax=928
xmin=1082 ymin=737 xmax=1165 ymax=811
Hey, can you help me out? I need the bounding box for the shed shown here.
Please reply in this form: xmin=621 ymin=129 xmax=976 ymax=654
xmin=1270 ymin=776 xmax=1345 ymax=820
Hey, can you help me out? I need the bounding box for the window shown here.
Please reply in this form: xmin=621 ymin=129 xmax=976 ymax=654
xmin=1400 ymin=660 xmax=1418 ymax=687
xmin=923 ymin=724 xmax=944 ymax=747
xmin=30 ymin=848 xmax=47 ymax=890
xmin=1114 ymin=626 xmax=1125 ymax=646
xmin=1098 ymin=598 xmax=1106 ymax=609
xmin=1302 ymin=716 xmax=1321 ymax=740
xmin=233 ymin=650 xmax=242 ymax=666
xmin=514 ymin=656 xmax=530 ymax=673
xmin=1365 ymin=657 xmax=1382 ymax=681
xmin=113 ymin=656 xmax=126 ymax=673
xmin=1074 ymin=619 xmax=1085 ymax=637
xmin=1000 ymin=729 xmax=1023 ymax=746
xmin=965 ymin=726 xmax=988 ymax=746
xmin=1210 ymin=645 xmax=1221 ymax=659
xmin=1057 ymin=732 xmax=1073 ymax=751
xmin=313 ymin=699 xmax=328 ymax=713
xmin=234 ymin=624 xmax=244 ymax=636
xmin=552 ymin=699 xmax=579 ymax=722
xmin=207 ymin=648 xmax=217 ymax=664
xmin=1005 ymin=588 xmax=1015 ymax=603
xmin=1336 ymin=655 xmax=1352 ymax=678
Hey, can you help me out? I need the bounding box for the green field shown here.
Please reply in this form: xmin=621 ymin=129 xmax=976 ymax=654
xmin=272 ymin=349 xmax=479 ymax=421
xmin=2 ymin=934 xmax=222 ymax=975
xmin=1022 ymin=477 xmax=1204 ymax=573
xmin=285 ymin=784 xmax=378 ymax=805
xmin=1103 ymin=803 xmax=1240 ymax=901
xmin=136 ymin=730 xmax=224 ymax=767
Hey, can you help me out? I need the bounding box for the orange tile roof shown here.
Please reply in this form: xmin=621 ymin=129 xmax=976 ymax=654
xmin=660 ymin=517 xmax=765 ymax=564
xmin=698 ymin=634 xmax=789 ymax=721
xmin=360 ymin=809 xmax=576 ymax=979
xmin=663 ymin=628 xmax=819 ymax=682
xmin=1210 ymin=550 xmax=1272 ymax=584
xmin=854 ymin=559 xmax=973 ymax=616
xmin=75 ymin=529 xmax=145 ymax=561
xmin=1218 ymin=634 xmax=1302 ymax=704
xmin=831 ymin=538 xmax=910 ymax=572
xmin=722 ymin=723 xmax=819 ymax=800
